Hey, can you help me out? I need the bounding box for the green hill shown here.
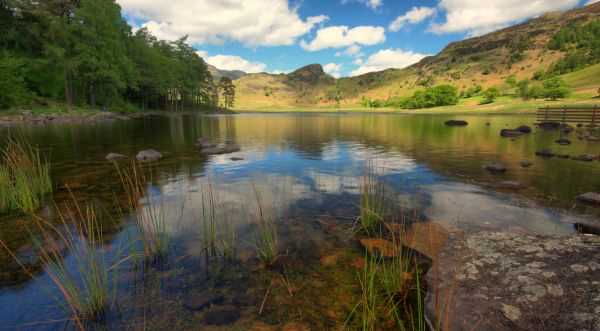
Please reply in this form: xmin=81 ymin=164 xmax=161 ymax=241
xmin=235 ymin=2 xmax=600 ymax=111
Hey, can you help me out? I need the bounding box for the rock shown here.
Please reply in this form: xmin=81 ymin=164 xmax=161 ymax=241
xmin=537 ymin=121 xmax=561 ymax=129
xmin=515 ymin=125 xmax=532 ymax=133
xmin=572 ymin=219 xmax=600 ymax=235
xmin=571 ymin=154 xmax=595 ymax=161
xmin=185 ymin=289 xmax=224 ymax=310
xmin=576 ymin=123 xmax=583 ymax=128
xmin=200 ymin=145 xmax=241 ymax=155
xmin=519 ymin=160 xmax=533 ymax=167
xmin=17 ymin=109 xmax=33 ymax=117
xmin=485 ymin=123 xmax=491 ymax=126
xmin=560 ymin=126 xmax=574 ymax=133
xmin=135 ymin=149 xmax=162 ymax=162
xmin=204 ymin=305 xmax=240 ymax=325
xmin=556 ymin=153 xmax=570 ymax=159
xmin=577 ymin=192 xmax=600 ymax=205
xmin=195 ymin=138 xmax=217 ymax=149
xmin=230 ymin=157 xmax=244 ymax=161
xmin=555 ymin=138 xmax=571 ymax=145
xmin=484 ymin=162 xmax=506 ymax=172
xmin=535 ymin=149 xmax=555 ymax=157
xmin=587 ymin=135 xmax=599 ymax=141
xmin=500 ymin=129 xmax=523 ymax=137
xmin=360 ymin=238 xmax=399 ymax=258
xmin=105 ymin=153 xmax=127 ymax=161
xmin=425 ymin=231 xmax=600 ymax=331
xmin=445 ymin=120 xmax=468 ymax=126
xmin=497 ymin=181 xmax=527 ymax=189
xmin=282 ymin=322 xmax=311 ymax=331
xmin=403 ymin=221 xmax=453 ymax=260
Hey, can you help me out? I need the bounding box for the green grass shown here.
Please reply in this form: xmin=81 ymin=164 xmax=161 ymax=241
xmin=0 ymin=136 xmax=52 ymax=213
xmin=249 ymin=182 xmax=279 ymax=266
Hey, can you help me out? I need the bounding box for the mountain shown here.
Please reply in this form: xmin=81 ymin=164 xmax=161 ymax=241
xmin=235 ymin=2 xmax=600 ymax=110
xmin=206 ymin=63 xmax=247 ymax=81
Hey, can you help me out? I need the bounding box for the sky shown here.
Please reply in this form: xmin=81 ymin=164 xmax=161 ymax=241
xmin=117 ymin=0 xmax=598 ymax=77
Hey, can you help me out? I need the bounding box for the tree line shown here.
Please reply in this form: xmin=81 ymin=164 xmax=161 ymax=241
xmin=0 ymin=0 xmax=234 ymax=112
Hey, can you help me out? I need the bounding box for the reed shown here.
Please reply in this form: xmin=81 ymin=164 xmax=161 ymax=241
xmin=115 ymin=160 xmax=171 ymax=265
xmin=0 ymin=136 xmax=52 ymax=213
xmin=358 ymin=165 xmax=389 ymax=235
xmin=250 ymin=182 xmax=278 ymax=265
xmin=28 ymin=196 xmax=125 ymax=329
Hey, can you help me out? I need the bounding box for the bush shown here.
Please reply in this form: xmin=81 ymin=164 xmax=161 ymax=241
xmin=0 ymin=51 xmax=32 ymax=109
xmin=481 ymin=87 xmax=502 ymax=104
xmin=542 ymin=76 xmax=571 ymax=100
xmin=396 ymin=84 xmax=459 ymax=109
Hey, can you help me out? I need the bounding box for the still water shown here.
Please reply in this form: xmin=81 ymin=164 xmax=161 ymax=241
xmin=0 ymin=113 xmax=598 ymax=329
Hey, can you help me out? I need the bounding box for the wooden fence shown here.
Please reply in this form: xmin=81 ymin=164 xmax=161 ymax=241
xmin=537 ymin=105 xmax=599 ymax=124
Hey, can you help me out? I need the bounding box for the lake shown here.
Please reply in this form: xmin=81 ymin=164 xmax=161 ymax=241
xmin=1 ymin=113 xmax=599 ymax=330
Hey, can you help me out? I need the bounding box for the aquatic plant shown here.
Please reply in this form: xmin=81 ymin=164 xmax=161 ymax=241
xmin=358 ymin=165 xmax=390 ymax=235
xmin=250 ymin=182 xmax=278 ymax=265
xmin=0 ymin=136 xmax=52 ymax=213
xmin=115 ymin=160 xmax=173 ymax=265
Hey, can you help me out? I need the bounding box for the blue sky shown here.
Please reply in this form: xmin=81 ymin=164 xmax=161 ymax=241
xmin=118 ymin=0 xmax=597 ymax=77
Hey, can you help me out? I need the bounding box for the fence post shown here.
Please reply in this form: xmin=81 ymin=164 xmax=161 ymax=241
xmin=562 ymin=105 xmax=567 ymax=123
xmin=593 ymin=104 xmax=597 ymax=125
xmin=545 ymin=105 xmax=549 ymax=121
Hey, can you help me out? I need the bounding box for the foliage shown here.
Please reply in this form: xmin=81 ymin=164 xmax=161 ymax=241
xmin=394 ymin=85 xmax=459 ymax=109
xmin=1 ymin=0 xmax=217 ymax=112
xmin=481 ymin=87 xmax=502 ymax=104
xmin=505 ymin=74 xmax=517 ymax=87
xmin=542 ymin=76 xmax=571 ymax=100
xmin=218 ymin=77 xmax=235 ymax=108
xmin=548 ymin=19 xmax=600 ymax=74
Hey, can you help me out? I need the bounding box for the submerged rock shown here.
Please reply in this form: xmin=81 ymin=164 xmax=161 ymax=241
xmin=537 ymin=121 xmax=561 ymax=129
xmin=555 ymin=138 xmax=571 ymax=145
xmin=185 ymin=289 xmax=224 ymax=310
xmin=484 ymin=162 xmax=506 ymax=172
xmin=587 ymin=135 xmax=599 ymax=141
xmin=497 ymin=181 xmax=527 ymax=189
xmin=571 ymin=154 xmax=595 ymax=161
xmin=200 ymin=145 xmax=241 ymax=155
xmin=556 ymin=153 xmax=570 ymax=159
xmin=425 ymin=231 xmax=600 ymax=331
xmin=500 ymin=129 xmax=523 ymax=137
xmin=514 ymin=125 xmax=532 ymax=133
xmin=135 ymin=149 xmax=162 ymax=162
xmin=204 ymin=305 xmax=240 ymax=325
xmin=445 ymin=120 xmax=468 ymax=126
xmin=535 ymin=149 xmax=555 ymax=157
xmin=402 ymin=221 xmax=453 ymax=259
xmin=105 ymin=153 xmax=126 ymax=161
xmin=519 ymin=160 xmax=533 ymax=167
xmin=360 ymin=238 xmax=399 ymax=257
xmin=577 ymin=192 xmax=600 ymax=205
xmin=195 ymin=138 xmax=217 ymax=149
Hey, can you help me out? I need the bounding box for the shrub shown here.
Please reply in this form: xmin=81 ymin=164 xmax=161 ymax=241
xmin=542 ymin=76 xmax=571 ymax=100
xmin=481 ymin=87 xmax=502 ymax=104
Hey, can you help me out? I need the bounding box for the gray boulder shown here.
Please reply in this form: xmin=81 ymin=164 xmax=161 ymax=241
xmin=484 ymin=162 xmax=506 ymax=172
xmin=577 ymin=192 xmax=600 ymax=205
xmin=200 ymin=145 xmax=241 ymax=155
xmin=135 ymin=149 xmax=162 ymax=162
xmin=105 ymin=153 xmax=127 ymax=161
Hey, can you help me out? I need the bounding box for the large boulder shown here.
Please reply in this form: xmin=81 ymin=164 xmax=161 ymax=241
xmin=484 ymin=162 xmax=506 ymax=172
xmin=135 ymin=149 xmax=162 ymax=162
xmin=445 ymin=120 xmax=468 ymax=126
xmin=425 ymin=231 xmax=600 ymax=331
xmin=577 ymin=192 xmax=600 ymax=205
xmin=514 ymin=125 xmax=532 ymax=133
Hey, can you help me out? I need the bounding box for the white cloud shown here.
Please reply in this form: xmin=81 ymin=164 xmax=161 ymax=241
xmin=203 ymin=54 xmax=267 ymax=73
xmin=389 ymin=6 xmax=436 ymax=32
xmin=353 ymin=58 xmax=363 ymax=65
xmin=300 ymin=25 xmax=386 ymax=51
xmin=429 ymin=0 xmax=579 ymax=36
xmin=323 ymin=63 xmax=343 ymax=78
xmin=350 ymin=48 xmax=428 ymax=76
xmin=117 ymin=0 xmax=328 ymax=46
xmin=585 ymin=0 xmax=599 ymax=4
xmin=341 ymin=0 xmax=383 ymax=10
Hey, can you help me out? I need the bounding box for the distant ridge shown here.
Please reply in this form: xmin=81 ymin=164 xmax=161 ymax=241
xmin=206 ymin=63 xmax=247 ymax=80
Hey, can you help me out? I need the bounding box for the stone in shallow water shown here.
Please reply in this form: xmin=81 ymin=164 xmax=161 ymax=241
xmin=135 ymin=149 xmax=162 ymax=162
xmin=484 ymin=162 xmax=506 ymax=172
xmin=185 ymin=289 xmax=224 ymax=310
xmin=200 ymin=145 xmax=241 ymax=155
xmin=500 ymin=129 xmax=524 ymax=137
xmin=519 ymin=160 xmax=533 ymax=167
xmin=555 ymin=138 xmax=571 ymax=145
xmin=105 ymin=153 xmax=126 ymax=161
xmin=556 ymin=153 xmax=570 ymax=159
xmin=445 ymin=120 xmax=468 ymax=126
xmin=577 ymin=192 xmax=600 ymax=205
xmin=359 ymin=238 xmax=399 ymax=257
xmin=204 ymin=305 xmax=240 ymax=325
xmin=497 ymin=181 xmax=527 ymax=189
xmin=535 ymin=149 xmax=555 ymax=157
xmin=402 ymin=221 xmax=453 ymax=260
xmin=571 ymin=154 xmax=595 ymax=161
xmin=425 ymin=231 xmax=600 ymax=331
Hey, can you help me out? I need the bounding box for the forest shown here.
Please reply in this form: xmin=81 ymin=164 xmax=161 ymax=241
xmin=0 ymin=0 xmax=233 ymax=112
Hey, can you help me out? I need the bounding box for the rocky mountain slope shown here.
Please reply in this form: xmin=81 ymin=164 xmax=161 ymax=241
xmin=207 ymin=63 xmax=247 ymax=81
xmin=234 ymin=2 xmax=600 ymax=110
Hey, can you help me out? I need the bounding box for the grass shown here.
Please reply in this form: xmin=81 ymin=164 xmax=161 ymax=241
xmin=358 ymin=165 xmax=390 ymax=235
xmin=0 ymin=135 xmax=52 ymax=213
xmin=115 ymin=160 xmax=173 ymax=265
xmin=249 ymin=182 xmax=279 ymax=265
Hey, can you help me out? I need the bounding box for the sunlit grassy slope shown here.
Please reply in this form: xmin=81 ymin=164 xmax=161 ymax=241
xmin=234 ymin=3 xmax=599 ymax=113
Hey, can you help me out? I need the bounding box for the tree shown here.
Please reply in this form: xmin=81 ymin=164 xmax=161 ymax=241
xmin=0 ymin=51 xmax=32 ymax=109
xmin=505 ymin=74 xmax=517 ymax=88
xmin=516 ymin=79 xmax=530 ymax=100
xmin=481 ymin=87 xmax=502 ymax=104
xmin=218 ymin=77 xmax=235 ymax=109
xmin=542 ymin=76 xmax=571 ymax=101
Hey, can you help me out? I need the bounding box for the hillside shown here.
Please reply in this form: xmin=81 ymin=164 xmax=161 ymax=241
xmin=234 ymin=2 xmax=600 ymax=111
xmin=207 ymin=63 xmax=247 ymax=81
